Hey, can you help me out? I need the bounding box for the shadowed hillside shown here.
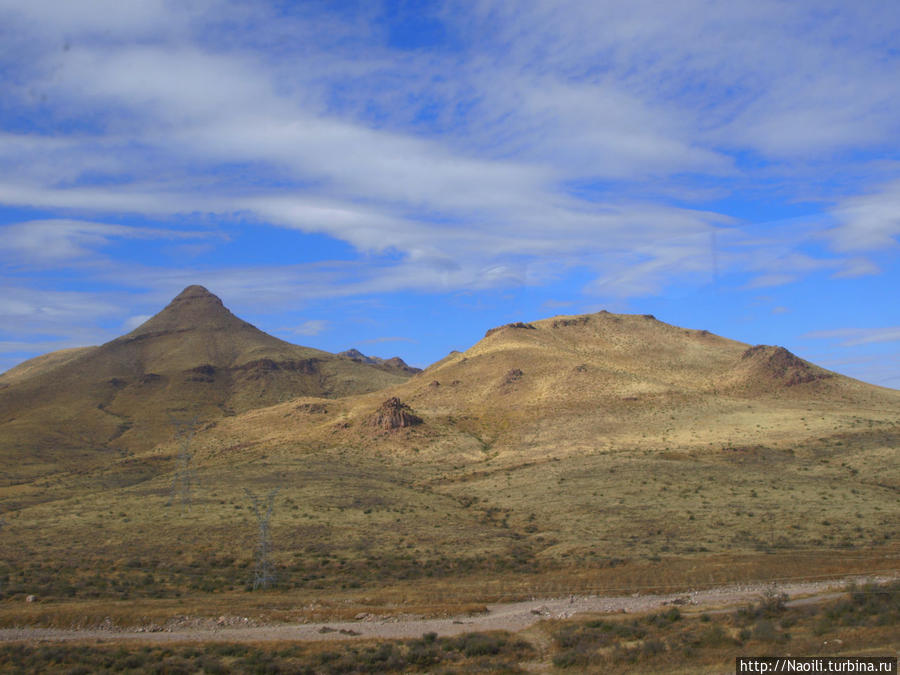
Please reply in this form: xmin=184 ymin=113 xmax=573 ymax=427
xmin=0 ymin=286 xmax=414 ymax=482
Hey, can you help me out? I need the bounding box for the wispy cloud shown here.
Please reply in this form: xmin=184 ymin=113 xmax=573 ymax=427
xmin=828 ymin=179 xmax=900 ymax=253
xmin=357 ymin=336 xmax=416 ymax=345
xmin=803 ymin=326 xmax=900 ymax=347
xmin=4 ymin=1 xmax=894 ymax=295
xmin=0 ymin=219 xmax=207 ymax=266
xmin=0 ymin=286 xmax=121 ymax=342
xmin=122 ymin=314 xmax=152 ymax=331
xmin=0 ymin=1 xmax=898 ymax=383
xmin=292 ymin=319 xmax=329 ymax=336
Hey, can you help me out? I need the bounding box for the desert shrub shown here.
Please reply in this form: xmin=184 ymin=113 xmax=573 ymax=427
xmin=553 ymin=646 xmax=592 ymax=668
xmin=812 ymin=615 xmax=834 ymax=636
xmin=454 ymin=632 xmax=504 ymax=657
xmin=641 ymin=637 xmax=666 ymax=657
xmin=751 ymin=619 xmax=784 ymax=642
xmin=645 ymin=607 xmax=681 ymax=627
xmin=197 ymin=656 xmax=229 ymax=675
xmin=697 ymin=623 xmax=734 ymax=648
xmin=819 ymin=581 xmax=900 ymax=630
xmin=210 ymin=643 xmax=251 ymax=658
xmin=736 ymin=590 xmax=789 ymax=625
xmin=406 ymin=642 xmax=439 ymax=666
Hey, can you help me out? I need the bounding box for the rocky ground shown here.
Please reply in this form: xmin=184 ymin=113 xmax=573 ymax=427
xmin=0 ymin=574 xmax=892 ymax=645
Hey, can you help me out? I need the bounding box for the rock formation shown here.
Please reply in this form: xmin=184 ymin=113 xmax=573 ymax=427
xmin=370 ymin=397 xmax=422 ymax=430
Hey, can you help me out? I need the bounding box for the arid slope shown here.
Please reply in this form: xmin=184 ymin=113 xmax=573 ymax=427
xmin=203 ymin=311 xmax=898 ymax=464
xmin=0 ymin=307 xmax=896 ymax=617
xmin=0 ymin=286 xmax=414 ymax=481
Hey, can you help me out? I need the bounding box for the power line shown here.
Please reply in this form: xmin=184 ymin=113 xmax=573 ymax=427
xmin=167 ymin=415 xmax=200 ymax=514
xmin=245 ymin=488 xmax=280 ymax=591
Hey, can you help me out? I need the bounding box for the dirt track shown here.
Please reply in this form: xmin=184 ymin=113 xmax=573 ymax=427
xmin=0 ymin=575 xmax=893 ymax=645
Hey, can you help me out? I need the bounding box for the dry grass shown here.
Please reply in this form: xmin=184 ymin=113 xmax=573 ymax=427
xmin=0 ymin=309 xmax=897 ymax=636
xmin=0 ymin=581 xmax=896 ymax=674
xmin=539 ymin=579 xmax=900 ymax=673
xmin=1 ymin=416 xmax=897 ymax=628
xmin=0 ymin=286 xmax=412 ymax=484
xmin=0 ymin=631 xmax=535 ymax=673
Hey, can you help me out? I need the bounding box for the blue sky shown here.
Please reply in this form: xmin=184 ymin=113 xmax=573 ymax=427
xmin=1 ymin=0 xmax=899 ymax=387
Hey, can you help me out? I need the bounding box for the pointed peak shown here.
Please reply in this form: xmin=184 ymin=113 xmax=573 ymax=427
xmin=125 ymin=285 xmax=243 ymax=337
xmin=171 ymin=285 xmax=222 ymax=304
xmin=339 ymin=348 xmax=375 ymax=364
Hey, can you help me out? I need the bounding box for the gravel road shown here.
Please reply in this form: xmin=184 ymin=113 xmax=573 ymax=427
xmin=0 ymin=575 xmax=893 ymax=645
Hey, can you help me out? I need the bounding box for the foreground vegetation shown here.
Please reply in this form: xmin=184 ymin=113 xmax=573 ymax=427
xmin=1 ymin=581 xmax=896 ymax=673
xmin=0 ymin=631 xmax=533 ymax=674
xmin=1 ymin=429 xmax=897 ymax=634
xmin=2 ymin=428 xmax=896 ymax=604
xmin=547 ymin=580 xmax=900 ymax=673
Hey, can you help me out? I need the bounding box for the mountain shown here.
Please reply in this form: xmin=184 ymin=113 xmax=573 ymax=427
xmin=0 ymin=306 xmax=897 ymax=617
xmin=0 ymin=346 xmax=97 ymax=387
xmin=127 ymin=308 xmax=898 ymax=590
xmin=203 ymin=310 xmax=899 ymax=465
xmin=338 ymin=348 xmax=422 ymax=375
xmin=0 ymin=285 xmax=414 ymax=482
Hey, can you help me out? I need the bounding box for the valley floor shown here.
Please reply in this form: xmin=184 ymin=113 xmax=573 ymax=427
xmin=0 ymin=574 xmax=894 ymax=644
xmin=1 ymin=577 xmax=898 ymax=674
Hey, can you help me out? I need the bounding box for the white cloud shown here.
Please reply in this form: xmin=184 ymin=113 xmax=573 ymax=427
xmin=357 ymin=336 xmax=415 ymax=345
xmin=0 ymin=0 xmax=188 ymax=38
xmin=803 ymin=326 xmax=900 ymax=347
xmin=123 ymin=314 xmax=152 ymax=331
xmin=292 ymin=319 xmax=329 ymax=336
xmin=0 ymin=219 xmax=210 ymax=267
xmin=828 ymin=180 xmax=900 ymax=252
xmin=455 ymin=1 xmax=900 ymax=159
xmin=832 ymin=258 xmax=881 ymax=279
xmin=0 ymin=286 xmax=121 ymax=341
xmin=0 ymin=0 xmax=897 ymax=336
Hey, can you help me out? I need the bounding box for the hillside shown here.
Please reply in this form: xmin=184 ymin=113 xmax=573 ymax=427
xmin=0 ymin=285 xmax=414 ymax=482
xmin=0 ymin=347 xmax=98 ymax=387
xmin=0 ymin=307 xmax=896 ymax=631
xmin=199 ymin=310 xmax=898 ymax=464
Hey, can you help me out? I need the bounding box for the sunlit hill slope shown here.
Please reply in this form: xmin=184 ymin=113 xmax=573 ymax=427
xmin=0 ymin=287 xmax=896 ymax=618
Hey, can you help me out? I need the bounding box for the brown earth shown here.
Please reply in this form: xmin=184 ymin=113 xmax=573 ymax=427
xmin=0 ymin=286 xmax=414 ymax=482
xmin=0 ymin=297 xmax=897 ymax=641
xmin=0 ymin=575 xmax=892 ymax=644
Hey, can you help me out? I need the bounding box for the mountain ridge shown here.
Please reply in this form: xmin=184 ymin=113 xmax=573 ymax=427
xmin=0 ymin=285 xmax=416 ymax=481
xmin=185 ymin=308 xmax=899 ymax=476
xmin=1 ymin=295 xmax=897 ymax=621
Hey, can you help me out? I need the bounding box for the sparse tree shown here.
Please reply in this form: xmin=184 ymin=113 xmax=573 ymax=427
xmin=245 ymin=488 xmax=279 ymax=590
xmin=168 ymin=415 xmax=199 ymax=513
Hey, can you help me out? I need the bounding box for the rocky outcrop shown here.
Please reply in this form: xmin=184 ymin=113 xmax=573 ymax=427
xmin=340 ymin=350 xmax=421 ymax=375
xmin=339 ymin=348 xmax=378 ymax=364
xmin=484 ymin=322 xmax=536 ymax=338
xmin=187 ymin=364 xmax=217 ymax=382
xmin=740 ymin=345 xmax=831 ymax=386
xmin=504 ymin=368 xmax=524 ymax=384
xmin=551 ymin=316 xmax=590 ymax=328
xmin=370 ymin=397 xmax=422 ymax=430
xmin=234 ymin=358 xmax=320 ymax=380
xmin=724 ymin=345 xmax=834 ymax=393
